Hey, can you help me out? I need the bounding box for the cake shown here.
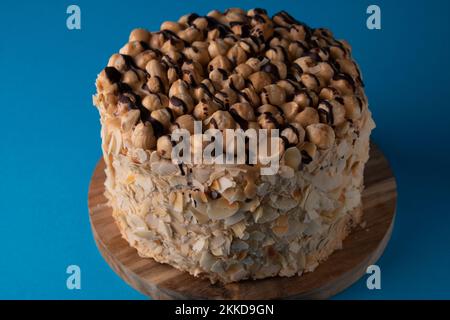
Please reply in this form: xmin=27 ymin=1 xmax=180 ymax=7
xmin=93 ymin=8 xmax=375 ymax=284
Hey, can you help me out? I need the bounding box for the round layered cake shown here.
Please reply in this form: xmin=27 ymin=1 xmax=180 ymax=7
xmin=93 ymin=8 xmax=375 ymax=284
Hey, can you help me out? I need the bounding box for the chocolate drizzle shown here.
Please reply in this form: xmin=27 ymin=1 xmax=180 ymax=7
xmin=104 ymin=67 xmax=122 ymax=83
xmin=318 ymin=100 xmax=334 ymax=125
xmin=301 ymin=150 xmax=313 ymax=164
xmin=229 ymin=108 xmax=249 ymax=130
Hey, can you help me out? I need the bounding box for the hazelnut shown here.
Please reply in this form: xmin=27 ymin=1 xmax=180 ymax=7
xmin=208 ymin=110 xmax=236 ymax=130
xmin=190 ymin=134 xmax=208 ymax=159
xmin=184 ymin=44 xmax=210 ymax=66
xmin=300 ymin=73 xmax=321 ymax=92
xmin=145 ymin=59 xmax=166 ymax=79
xmin=330 ymin=45 xmax=347 ymax=60
xmin=192 ymin=17 xmax=209 ymax=30
xmin=319 ymin=87 xmax=340 ymax=100
xmin=294 ymin=90 xmax=315 ymax=108
xmin=336 ymin=58 xmax=360 ymax=79
xmin=230 ymin=102 xmax=256 ymax=121
xmin=161 ymin=38 xmax=184 ymax=54
xmin=248 ymin=71 xmax=272 ymax=93
xmin=299 ymin=142 xmax=317 ymax=164
xmin=288 ymin=41 xmax=307 ymax=61
xmin=208 ymin=55 xmax=233 ymax=72
xmin=261 ymin=84 xmax=286 ymax=106
xmin=330 ymin=73 xmax=355 ymax=95
xmin=134 ymin=50 xmax=159 ymax=70
xmin=167 ymin=67 xmax=179 ymax=84
xmin=230 ymin=22 xmax=250 ymax=37
xmin=294 ymin=56 xmax=316 ymax=72
xmin=178 ymin=26 xmax=203 ymax=43
xmin=306 ymin=123 xmax=335 ymax=149
xmin=193 ymin=79 xmax=216 ymax=101
xmin=182 ymin=60 xmax=204 ymax=85
xmin=317 ymin=99 xmax=346 ymax=126
xmin=209 ymin=68 xmax=228 ymax=88
xmin=310 ymin=47 xmax=329 ymax=61
xmin=160 ymin=21 xmax=182 ymax=34
xmin=247 ymin=8 xmax=268 ymax=16
xmin=173 ymin=115 xmax=195 ymax=134
xmin=225 ymin=74 xmax=245 ymax=90
xmin=122 ymin=69 xmax=141 ymax=88
xmin=283 ymin=147 xmax=302 ymax=170
xmin=280 ymin=102 xmax=302 ymax=122
xmin=225 ymin=8 xmax=246 ymax=22
xmin=119 ymin=41 xmax=147 ymax=57
xmin=269 ymin=34 xmax=290 ymax=49
xmin=309 ymin=61 xmax=335 ymax=82
xmin=294 ymin=107 xmax=319 ymax=127
xmin=265 ymin=46 xmax=286 ymax=62
xmin=149 ymin=32 xmax=164 ymax=49
xmin=157 ymin=135 xmax=173 ymax=159
xmin=146 ymin=77 xmax=165 ymax=94
xmin=129 ymin=28 xmax=151 ymax=43
xmin=169 ymin=79 xmax=191 ymax=98
xmin=169 ymin=95 xmax=193 ymax=116
xmin=227 ymin=44 xmax=247 ymax=65
xmin=214 ymin=88 xmax=238 ymax=108
xmin=277 ymin=79 xmax=298 ymax=97
xmin=117 ymin=92 xmax=139 ymax=113
xmin=290 ymin=24 xmax=309 ymax=41
xmin=193 ymin=99 xmax=219 ymax=121
xmin=239 ymin=86 xmax=261 ymax=107
xmin=258 ymin=112 xmax=279 ymax=130
xmin=108 ymin=54 xmax=129 ymax=72
xmin=151 ymin=108 xmax=173 ymax=129
xmin=268 ymin=61 xmax=287 ymax=79
xmin=246 ymin=57 xmax=262 ymax=71
xmin=132 ymin=122 xmax=156 ymax=150
xmin=343 ymin=95 xmax=362 ymax=120
xmin=281 ymin=126 xmax=300 ymax=146
xmin=208 ymin=39 xmax=229 ymax=58
xmin=252 ymin=23 xmax=273 ymax=42
xmin=247 ymin=121 xmax=260 ymax=130
xmin=289 ymin=122 xmax=306 ymax=146
xmin=235 ymin=63 xmax=254 ymax=79
xmin=179 ymin=12 xmax=200 ymax=25
xmin=239 ymin=38 xmax=259 ymax=55
xmin=142 ymin=94 xmax=168 ymax=112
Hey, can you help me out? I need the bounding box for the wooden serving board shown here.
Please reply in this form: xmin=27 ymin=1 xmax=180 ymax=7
xmin=88 ymin=143 xmax=397 ymax=300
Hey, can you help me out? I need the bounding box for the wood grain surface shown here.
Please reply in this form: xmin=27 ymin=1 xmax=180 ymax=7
xmin=88 ymin=143 xmax=397 ymax=300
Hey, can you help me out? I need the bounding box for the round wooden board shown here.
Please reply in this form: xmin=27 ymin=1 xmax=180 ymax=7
xmin=88 ymin=143 xmax=397 ymax=300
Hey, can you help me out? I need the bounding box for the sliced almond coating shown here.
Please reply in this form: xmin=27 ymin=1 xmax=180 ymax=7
xmin=192 ymin=237 xmax=208 ymax=252
xmin=221 ymin=187 xmax=246 ymax=203
xmin=231 ymin=221 xmax=247 ymax=239
xmin=211 ymin=176 xmax=235 ymax=193
xmin=126 ymin=214 xmax=148 ymax=231
xmin=207 ymin=197 xmax=240 ymax=220
xmin=240 ymin=198 xmax=260 ymax=212
xmin=151 ymin=161 xmax=179 ymax=176
xmin=199 ymin=251 xmax=216 ymax=271
xmin=171 ymin=191 xmax=184 ymax=214
xmin=133 ymin=230 xmax=155 ymax=240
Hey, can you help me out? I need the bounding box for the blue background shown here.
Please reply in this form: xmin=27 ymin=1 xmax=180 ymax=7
xmin=0 ymin=0 xmax=449 ymax=299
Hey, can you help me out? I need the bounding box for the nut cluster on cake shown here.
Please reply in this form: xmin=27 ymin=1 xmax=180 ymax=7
xmin=94 ymin=8 xmax=375 ymax=283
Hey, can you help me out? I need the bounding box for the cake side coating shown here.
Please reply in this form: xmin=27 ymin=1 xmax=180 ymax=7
xmin=93 ymin=8 xmax=375 ymax=283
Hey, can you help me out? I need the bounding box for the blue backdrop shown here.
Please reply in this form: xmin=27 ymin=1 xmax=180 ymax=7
xmin=0 ymin=0 xmax=449 ymax=299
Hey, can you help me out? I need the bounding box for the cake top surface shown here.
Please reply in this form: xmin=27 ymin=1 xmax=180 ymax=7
xmin=94 ymin=8 xmax=369 ymax=167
